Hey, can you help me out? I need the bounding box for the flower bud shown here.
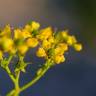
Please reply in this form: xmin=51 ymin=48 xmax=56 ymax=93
xmin=36 ymin=47 xmax=46 ymax=57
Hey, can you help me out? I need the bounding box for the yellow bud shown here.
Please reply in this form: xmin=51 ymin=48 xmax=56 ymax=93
xmin=67 ymin=36 xmax=73 ymax=45
xmin=74 ymin=43 xmax=82 ymax=51
xmin=54 ymin=55 xmax=65 ymax=64
xmin=37 ymin=27 xmax=52 ymax=40
xmin=58 ymin=43 xmax=68 ymax=51
xmin=71 ymin=36 xmax=77 ymax=43
xmin=48 ymin=36 xmax=55 ymax=43
xmin=0 ymin=37 xmax=14 ymax=52
xmin=31 ymin=21 xmax=40 ymax=30
xmin=1 ymin=24 xmax=11 ymax=37
xmin=54 ymin=47 xmax=63 ymax=55
xmin=54 ymin=43 xmax=68 ymax=55
xmin=36 ymin=47 xmax=46 ymax=57
xmin=61 ymin=30 xmax=68 ymax=39
xmin=24 ymin=24 xmax=32 ymax=32
xmin=14 ymin=29 xmax=22 ymax=39
xmin=26 ymin=38 xmax=38 ymax=48
xmin=9 ymin=46 xmax=16 ymax=54
xmin=18 ymin=44 xmax=28 ymax=55
xmin=42 ymin=40 xmax=51 ymax=50
xmin=22 ymin=30 xmax=32 ymax=39
xmin=67 ymin=36 xmax=77 ymax=46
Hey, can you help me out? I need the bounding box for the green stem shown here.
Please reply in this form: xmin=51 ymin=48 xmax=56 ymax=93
xmin=5 ymin=55 xmax=16 ymax=83
xmin=6 ymin=55 xmax=21 ymax=96
xmin=6 ymin=72 xmax=20 ymax=96
xmin=14 ymin=72 xmax=20 ymax=96
xmin=5 ymin=66 xmax=16 ymax=83
xmin=20 ymin=60 xmax=52 ymax=92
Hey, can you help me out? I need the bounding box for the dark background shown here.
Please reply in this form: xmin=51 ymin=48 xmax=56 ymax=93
xmin=0 ymin=0 xmax=96 ymax=96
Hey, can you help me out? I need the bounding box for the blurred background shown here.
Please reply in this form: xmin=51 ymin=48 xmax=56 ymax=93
xmin=0 ymin=0 xmax=96 ymax=96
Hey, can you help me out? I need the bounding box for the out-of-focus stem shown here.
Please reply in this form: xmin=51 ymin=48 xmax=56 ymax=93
xmin=20 ymin=59 xmax=52 ymax=92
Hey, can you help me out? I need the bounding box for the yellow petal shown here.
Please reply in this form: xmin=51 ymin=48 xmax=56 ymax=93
xmin=26 ymin=38 xmax=38 ymax=48
xmin=18 ymin=44 xmax=28 ymax=55
xmin=74 ymin=43 xmax=82 ymax=51
xmin=14 ymin=29 xmax=22 ymax=39
xmin=54 ymin=55 xmax=65 ymax=64
xmin=37 ymin=27 xmax=52 ymax=40
xmin=22 ymin=30 xmax=32 ymax=39
xmin=42 ymin=40 xmax=51 ymax=50
xmin=31 ymin=21 xmax=40 ymax=30
xmin=36 ymin=47 xmax=46 ymax=57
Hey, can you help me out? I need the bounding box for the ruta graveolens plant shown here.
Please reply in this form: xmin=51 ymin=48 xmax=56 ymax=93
xmin=0 ymin=21 xmax=82 ymax=96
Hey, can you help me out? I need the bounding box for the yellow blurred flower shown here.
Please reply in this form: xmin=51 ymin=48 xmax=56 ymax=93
xmin=36 ymin=47 xmax=46 ymax=57
xmin=37 ymin=27 xmax=52 ymax=40
xmin=42 ymin=40 xmax=52 ymax=50
xmin=17 ymin=44 xmax=28 ymax=55
xmin=31 ymin=21 xmax=40 ymax=30
xmin=61 ymin=30 xmax=68 ymax=39
xmin=9 ymin=46 xmax=16 ymax=54
xmin=54 ymin=43 xmax=68 ymax=55
xmin=54 ymin=55 xmax=65 ymax=64
xmin=0 ymin=24 xmax=11 ymax=37
xmin=73 ymin=43 xmax=82 ymax=51
xmin=22 ymin=29 xmax=32 ymax=39
xmin=48 ymin=36 xmax=55 ymax=43
xmin=71 ymin=36 xmax=77 ymax=43
xmin=0 ymin=37 xmax=14 ymax=52
xmin=24 ymin=24 xmax=32 ymax=32
xmin=58 ymin=43 xmax=68 ymax=51
xmin=67 ymin=36 xmax=77 ymax=46
xmin=26 ymin=38 xmax=38 ymax=48
xmin=14 ymin=29 xmax=22 ymax=39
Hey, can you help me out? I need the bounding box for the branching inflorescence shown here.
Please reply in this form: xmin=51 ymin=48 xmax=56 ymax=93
xmin=0 ymin=21 xmax=82 ymax=96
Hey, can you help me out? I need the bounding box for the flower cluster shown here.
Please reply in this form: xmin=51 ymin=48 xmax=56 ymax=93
xmin=0 ymin=21 xmax=82 ymax=96
xmin=36 ymin=28 xmax=82 ymax=64
xmin=0 ymin=21 xmax=82 ymax=65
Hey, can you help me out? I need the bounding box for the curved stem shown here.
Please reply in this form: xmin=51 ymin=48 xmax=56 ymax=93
xmin=6 ymin=71 xmax=20 ymax=96
xmin=14 ymin=72 xmax=20 ymax=96
xmin=6 ymin=55 xmax=21 ymax=96
xmin=6 ymin=66 xmax=16 ymax=83
xmin=5 ymin=55 xmax=16 ymax=83
xmin=6 ymin=90 xmax=15 ymax=96
xmin=20 ymin=60 xmax=52 ymax=92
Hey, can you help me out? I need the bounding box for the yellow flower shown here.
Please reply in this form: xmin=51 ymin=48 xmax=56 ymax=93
xmin=0 ymin=24 xmax=11 ymax=37
xmin=54 ymin=43 xmax=68 ymax=55
xmin=61 ymin=30 xmax=68 ymax=39
xmin=24 ymin=24 xmax=32 ymax=32
xmin=0 ymin=37 xmax=14 ymax=52
xmin=37 ymin=27 xmax=52 ymax=40
xmin=42 ymin=40 xmax=52 ymax=50
xmin=22 ymin=29 xmax=32 ymax=39
xmin=14 ymin=29 xmax=22 ymax=39
xmin=9 ymin=47 xmax=16 ymax=54
xmin=48 ymin=36 xmax=55 ymax=43
xmin=26 ymin=38 xmax=38 ymax=48
xmin=17 ymin=44 xmax=28 ymax=55
xmin=71 ymin=36 xmax=77 ymax=43
xmin=54 ymin=55 xmax=65 ymax=64
xmin=36 ymin=47 xmax=46 ymax=57
xmin=67 ymin=36 xmax=73 ymax=45
xmin=0 ymin=50 xmax=3 ymax=60
xmin=73 ymin=43 xmax=82 ymax=51
xmin=67 ymin=36 xmax=77 ymax=46
xmin=58 ymin=43 xmax=68 ymax=51
xmin=31 ymin=21 xmax=40 ymax=30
